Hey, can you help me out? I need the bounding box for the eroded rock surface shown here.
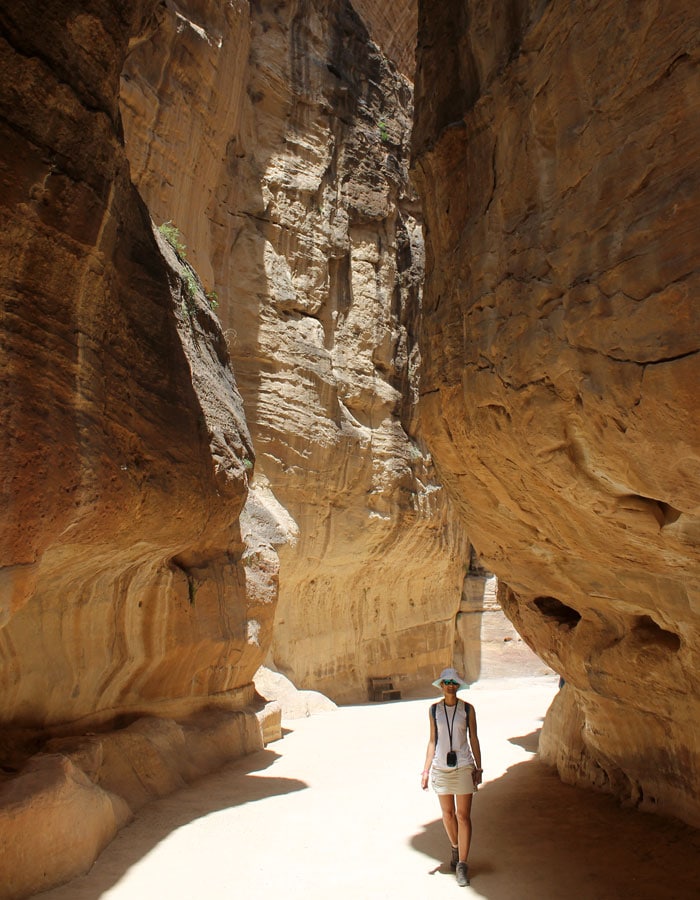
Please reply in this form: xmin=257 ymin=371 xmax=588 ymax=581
xmin=0 ymin=2 xmax=280 ymax=893
xmin=254 ymin=665 xmax=337 ymax=719
xmin=0 ymin=707 xmax=263 ymax=899
xmin=121 ymin=0 xmax=471 ymax=704
xmin=352 ymin=0 xmax=417 ymax=78
xmin=0 ymin=0 xmax=275 ymax=729
xmin=412 ymin=0 xmax=700 ymax=824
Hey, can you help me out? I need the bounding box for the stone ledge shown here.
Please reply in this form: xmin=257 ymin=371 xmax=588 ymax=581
xmin=0 ymin=702 xmax=273 ymax=899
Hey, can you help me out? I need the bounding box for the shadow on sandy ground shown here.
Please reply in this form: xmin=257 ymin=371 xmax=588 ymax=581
xmin=411 ymin=730 xmax=700 ymax=900
xmin=38 ymin=747 xmax=307 ymax=900
xmin=38 ymin=692 xmax=700 ymax=900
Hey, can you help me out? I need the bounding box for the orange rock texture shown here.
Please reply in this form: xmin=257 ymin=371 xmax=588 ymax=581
xmin=0 ymin=0 xmax=277 ymax=731
xmin=3 ymin=0 xmax=698 ymax=893
xmin=412 ymin=0 xmax=700 ymax=825
xmin=120 ymin=0 xmax=471 ymax=704
xmin=0 ymin=2 xmax=279 ymax=893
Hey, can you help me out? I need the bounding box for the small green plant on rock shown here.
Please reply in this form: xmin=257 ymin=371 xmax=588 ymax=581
xmin=378 ymin=120 xmax=389 ymax=142
xmin=205 ymin=290 xmax=219 ymax=310
xmin=158 ymin=220 xmax=187 ymax=258
xmin=181 ymin=269 xmax=198 ymax=314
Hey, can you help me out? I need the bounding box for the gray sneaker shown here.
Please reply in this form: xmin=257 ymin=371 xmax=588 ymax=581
xmin=450 ymin=846 xmax=459 ymax=870
xmin=456 ymin=862 xmax=469 ymax=886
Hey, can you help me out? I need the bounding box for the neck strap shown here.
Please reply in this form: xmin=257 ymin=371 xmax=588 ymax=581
xmin=442 ymin=699 xmax=459 ymax=751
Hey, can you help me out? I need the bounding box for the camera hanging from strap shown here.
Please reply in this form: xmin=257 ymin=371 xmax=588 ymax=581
xmin=443 ymin=700 xmax=458 ymax=767
xmin=431 ymin=699 xmax=471 ymax=767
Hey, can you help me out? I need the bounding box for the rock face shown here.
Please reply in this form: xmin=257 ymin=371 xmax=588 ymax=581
xmin=0 ymin=707 xmax=263 ymax=899
xmin=351 ymin=0 xmax=417 ymax=77
xmin=0 ymin=2 xmax=280 ymax=893
xmin=9 ymin=0 xmax=697 ymax=891
xmin=0 ymin=0 xmax=275 ymax=729
xmin=254 ymin=665 xmax=338 ymax=719
xmin=455 ymin=566 xmax=551 ymax=684
xmin=121 ymin=0 xmax=471 ymax=704
xmin=0 ymin=1 xmax=468 ymax=892
xmin=412 ymin=0 xmax=700 ymax=825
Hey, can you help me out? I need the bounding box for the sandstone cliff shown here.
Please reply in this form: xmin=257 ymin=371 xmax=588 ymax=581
xmin=7 ymin=0 xmax=697 ymax=893
xmin=0 ymin=2 xmax=281 ymax=894
xmin=120 ymin=0 xmax=471 ymax=704
xmin=1 ymin=1 xmax=471 ymax=893
xmin=412 ymin=0 xmax=700 ymax=825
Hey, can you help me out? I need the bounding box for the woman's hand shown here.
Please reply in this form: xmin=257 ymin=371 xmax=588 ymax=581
xmin=421 ymin=770 xmax=430 ymax=790
xmin=472 ymin=767 xmax=483 ymax=788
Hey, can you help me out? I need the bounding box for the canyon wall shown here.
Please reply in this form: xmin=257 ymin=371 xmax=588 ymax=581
xmin=8 ymin=0 xmax=696 ymax=889
xmin=121 ymin=0 xmax=471 ymax=704
xmin=0 ymin=1 xmax=470 ymax=892
xmin=412 ymin=0 xmax=700 ymax=825
xmin=455 ymin=567 xmax=550 ymax=684
xmin=0 ymin=2 xmax=281 ymax=894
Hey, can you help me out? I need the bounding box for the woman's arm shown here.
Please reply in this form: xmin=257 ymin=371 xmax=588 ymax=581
xmin=421 ymin=707 xmax=436 ymax=790
xmin=468 ymin=704 xmax=483 ymax=786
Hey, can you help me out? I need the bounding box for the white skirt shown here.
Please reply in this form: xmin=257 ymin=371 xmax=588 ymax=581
xmin=431 ymin=765 xmax=476 ymax=795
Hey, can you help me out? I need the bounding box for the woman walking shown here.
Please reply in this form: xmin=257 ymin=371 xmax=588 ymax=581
xmin=421 ymin=667 xmax=482 ymax=887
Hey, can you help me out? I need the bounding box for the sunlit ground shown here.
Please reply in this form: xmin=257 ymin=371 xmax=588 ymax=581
xmin=38 ymin=675 xmax=700 ymax=900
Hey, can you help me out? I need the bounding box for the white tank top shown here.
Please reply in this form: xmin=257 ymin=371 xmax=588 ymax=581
xmin=432 ymin=699 xmax=475 ymax=769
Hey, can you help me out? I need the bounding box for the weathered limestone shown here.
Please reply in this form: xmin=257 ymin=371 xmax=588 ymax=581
xmin=121 ymin=0 xmax=471 ymax=704
xmin=412 ymin=0 xmax=700 ymax=824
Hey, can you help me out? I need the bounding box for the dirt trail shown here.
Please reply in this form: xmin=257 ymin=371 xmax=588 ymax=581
xmin=37 ymin=677 xmax=700 ymax=899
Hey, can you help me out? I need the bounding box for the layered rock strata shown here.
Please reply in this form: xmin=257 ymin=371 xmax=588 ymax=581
xmin=351 ymin=0 xmax=418 ymax=78
xmin=0 ymin=1 xmax=281 ymax=893
xmin=121 ymin=0 xmax=471 ymax=704
xmin=412 ymin=0 xmax=700 ymax=825
xmin=0 ymin=0 xmax=276 ymax=731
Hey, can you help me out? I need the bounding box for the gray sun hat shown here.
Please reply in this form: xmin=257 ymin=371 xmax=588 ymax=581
xmin=431 ymin=667 xmax=469 ymax=690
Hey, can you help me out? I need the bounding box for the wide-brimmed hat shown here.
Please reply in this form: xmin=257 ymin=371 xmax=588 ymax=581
xmin=431 ymin=667 xmax=469 ymax=689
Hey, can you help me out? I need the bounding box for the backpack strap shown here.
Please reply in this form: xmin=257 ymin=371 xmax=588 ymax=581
xmin=433 ymin=699 xmax=472 ymax=752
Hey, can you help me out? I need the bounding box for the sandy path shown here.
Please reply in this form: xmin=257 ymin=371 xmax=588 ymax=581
xmin=38 ymin=677 xmax=700 ymax=899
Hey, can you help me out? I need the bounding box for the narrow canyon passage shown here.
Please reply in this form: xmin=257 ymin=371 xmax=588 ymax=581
xmin=37 ymin=678 xmax=699 ymax=900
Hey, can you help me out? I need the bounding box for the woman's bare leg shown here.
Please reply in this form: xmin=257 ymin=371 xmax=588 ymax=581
xmin=437 ymin=793 xmax=458 ymax=848
xmin=455 ymin=793 xmax=474 ymax=863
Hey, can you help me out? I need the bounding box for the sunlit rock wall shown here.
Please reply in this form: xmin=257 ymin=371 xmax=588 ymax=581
xmin=0 ymin=0 xmax=278 ymax=734
xmin=351 ymin=0 xmax=417 ymax=77
xmin=412 ymin=0 xmax=700 ymax=825
xmin=455 ymin=565 xmax=551 ymax=684
xmin=0 ymin=2 xmax=281 ymax=891
xmin=121 ymin=0 xmax=471 ymax=704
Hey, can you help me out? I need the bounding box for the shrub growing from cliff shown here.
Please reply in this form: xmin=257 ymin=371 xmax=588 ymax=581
xmin=158 ymin=220 xmax=187 ymax=258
